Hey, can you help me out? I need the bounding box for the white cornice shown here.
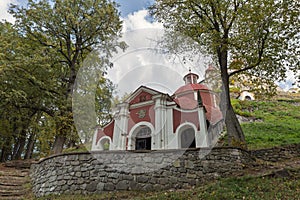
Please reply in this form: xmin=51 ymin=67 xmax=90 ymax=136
xmin=129 ymin=100 xmax=154 ymax=109
xmin=173 ymin=107 xmax=199 ymax=113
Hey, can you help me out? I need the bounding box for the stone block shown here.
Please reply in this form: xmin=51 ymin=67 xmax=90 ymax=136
xmin=185 ymin=160 xmax=194 ymax=169
xmin=104 ymin=183 xmax=115 ymax=191
xmin=116 ymin=180 xmax=129 ymax=190
xmin=173 ymin=159 xmax=181 ymax=168
xmin=75 ymin=172 xmax=81 ymax=177
xmin=86 ymin=181 xmax=98 ymax=192
xmin=121 ymin=174 xmax=134 ymax=181
xmin=108 ymin=173 xmax=119 ymax=179
xmin=82 ymin=171 xmax=90 ymax=177
xmin=137 ymin=175 xmax=149 ymax=183
xmin=159 ymin=178 xmax=169 ymax=185
xmin=71 ymin=161 xmax=80 ymax=166
xmin=186 ymin=173 xmax=196 ymax=179
xmin=97 ymin=182 xmax=104 ymax=191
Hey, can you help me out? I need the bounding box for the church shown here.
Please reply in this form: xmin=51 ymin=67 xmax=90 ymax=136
xmin=91 ymin=70 xmax=223 ymax=151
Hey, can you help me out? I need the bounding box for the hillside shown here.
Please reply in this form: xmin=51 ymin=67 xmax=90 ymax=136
xmin=231 ymin=99 xmax=300 ymax=149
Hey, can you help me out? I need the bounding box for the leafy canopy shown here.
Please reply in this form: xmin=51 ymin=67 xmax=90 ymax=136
xmin=150 ymin=0 xmax=300 ymax=88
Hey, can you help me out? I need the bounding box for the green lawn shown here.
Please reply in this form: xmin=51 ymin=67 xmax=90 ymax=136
xmin=231 ymin=99 xmax=300 ymax=149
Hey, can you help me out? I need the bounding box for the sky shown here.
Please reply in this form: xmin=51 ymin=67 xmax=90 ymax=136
xmin=0 ymin=0 xmax=296 ymax=94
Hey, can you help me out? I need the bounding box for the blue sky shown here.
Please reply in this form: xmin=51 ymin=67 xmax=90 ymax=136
xmin=0 ymin=0 xmax=154 ymax=19
xmin=115 ymin=0 xmax=154 ymax=17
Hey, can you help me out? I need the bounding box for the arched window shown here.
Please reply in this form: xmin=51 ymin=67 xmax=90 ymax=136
xmin=97 ymin=137 xmax=111 ymax=150
xmin=135 ymin=126 xmax=151 ymax=150
xmin=180 ymin=128 xmax=196 ymax=148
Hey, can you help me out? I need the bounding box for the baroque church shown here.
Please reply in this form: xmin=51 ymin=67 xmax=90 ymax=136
xmin=91 ymin=70 xmax=223 ymax=151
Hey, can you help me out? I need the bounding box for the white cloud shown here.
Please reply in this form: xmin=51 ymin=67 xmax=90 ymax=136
xmin=106 ymin=10 xmax=208 ymax=98
xmin=122 ymin=9 xmax=162 ymax=32
xmin=277 ymin=70 xmax=298 ymax=91
xmin=0 ymin=0 xmax=17 ymax=23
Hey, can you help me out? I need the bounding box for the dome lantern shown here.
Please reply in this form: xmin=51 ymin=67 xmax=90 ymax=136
xmin=183 ymin=68 xmax=199 ymax=85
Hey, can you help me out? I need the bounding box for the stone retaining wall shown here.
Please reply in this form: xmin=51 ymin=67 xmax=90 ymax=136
xmin=30 ymin=147 xmax=255 ymax=197
xmin=251 ymin=144 xmax=300 ymax=162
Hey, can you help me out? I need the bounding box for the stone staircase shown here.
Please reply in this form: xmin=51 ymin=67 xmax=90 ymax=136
xmin=0 ymin=161 xmax=32 ymax=200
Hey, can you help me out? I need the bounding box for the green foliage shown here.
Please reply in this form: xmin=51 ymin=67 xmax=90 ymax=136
xmin=0 ymin=0 xmax=124 ymax=159
xmin=150 ymin=0 xmax=300 ymax=144
xmin=229 ymin=87 xmax=241 ymax=94
xmin=150 ymin=0 xmax=300 ymax=82
xmin=62 ymin=144 xmax=89 ymax=153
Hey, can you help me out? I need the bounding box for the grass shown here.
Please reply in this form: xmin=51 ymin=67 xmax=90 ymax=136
xmin=31 ymin=170 xmax=300 ymax=200
xmin=231 ymin=99 xmax=300 ymax=149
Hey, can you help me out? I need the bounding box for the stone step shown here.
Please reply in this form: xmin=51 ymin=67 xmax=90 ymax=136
xmin=0 ymin=177 xmax=29 ymax=186
xmin=0 ymin=196 xmax=24 ymax=200
xmin=0 ymin=172 xmax=28 ymax=179
xmin=0 ymin=180 xmax=27 ymax=187
xmin=0 ymin=163 xmax=32 ymax=200
xmin=3 ymin=160 xmax=33 ymax=169
xmin=0 ymin=171 xmax=29 ymax=177
xmin=0 ymin=184 xmax=25 ymax=191
xmin=0 ymin=189 xmax=28 ymax=196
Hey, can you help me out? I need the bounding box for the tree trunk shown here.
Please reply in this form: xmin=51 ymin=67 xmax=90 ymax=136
xmin=25 ymin=133 xmax=35 ymax=159
xmin=1 ymin=137 xmax=12 ymax=162
xmin=13 ymin=128 xmax=27 ymax=160
xmin=1 ymin=145 xmax=8 ymax=162
xmin=52 ymin=135 xmax=66 ymax=154
xmin=218 ymin=44 xmax=246 ymax=147
xmin=12 ymin=138 xmax=20 ymax=160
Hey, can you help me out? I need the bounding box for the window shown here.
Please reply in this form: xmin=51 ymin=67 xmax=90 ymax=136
xmin=98 ymin=137 xmax=110 ymax=150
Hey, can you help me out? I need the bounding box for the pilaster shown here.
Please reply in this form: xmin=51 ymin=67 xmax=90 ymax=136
xmin=112 ymin=102 xmax=129 ymax=150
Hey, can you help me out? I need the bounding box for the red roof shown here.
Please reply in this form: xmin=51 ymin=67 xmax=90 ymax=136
xmin=173 ymin=83 xmax=223 ymax=124
xmin=173 ymin=96 xmax=197 ymax=110
xmin=174 ymin=83 xmax=209 ymax=94
xmin=205 ymin=106 xmax=223 ymax=125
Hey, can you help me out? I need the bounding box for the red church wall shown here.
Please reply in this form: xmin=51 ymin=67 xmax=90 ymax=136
xmin=129 ymin=91 xmax=153 ymax=105
xmin=127 ymin=104 xmax=155 ymax=133
xmin=103 ymin=121 xmax=114 ymax=139
xmin=96 ymin=121 xmax=115 ymax=143
xmin=201 ymin=91 xmax=213 ymax=108
xmin=173 ymin=109 xmax=200 ymax=133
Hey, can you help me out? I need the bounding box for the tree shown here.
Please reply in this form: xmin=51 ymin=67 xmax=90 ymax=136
xmin=0 ymin=21 xmax=57 ymax=160
xmin=10 ymin=0 xmax=125 ymax=154
xmin=150 ymin=0 xmax=300 ymax=146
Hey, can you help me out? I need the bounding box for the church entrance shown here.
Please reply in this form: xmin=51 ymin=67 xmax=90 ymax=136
xmin=136 ymin=138 xmax=151 ymax=150
xmin=135 ymin=126 xmax=151 ymax=150
xmin=181 ymin=128 xmax=196 ymax=148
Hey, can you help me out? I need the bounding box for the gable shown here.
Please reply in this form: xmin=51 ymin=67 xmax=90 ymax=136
xmin=126 ymin=86 xmax=161 ymax=105
xmin=129 ymin=91 xmax=154 ymax=105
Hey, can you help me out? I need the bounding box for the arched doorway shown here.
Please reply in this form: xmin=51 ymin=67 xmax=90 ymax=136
xmin=180 ymin=128 xmax=196 ymax=148
xmin=135 ymin=126 xmax=151 ymax=150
